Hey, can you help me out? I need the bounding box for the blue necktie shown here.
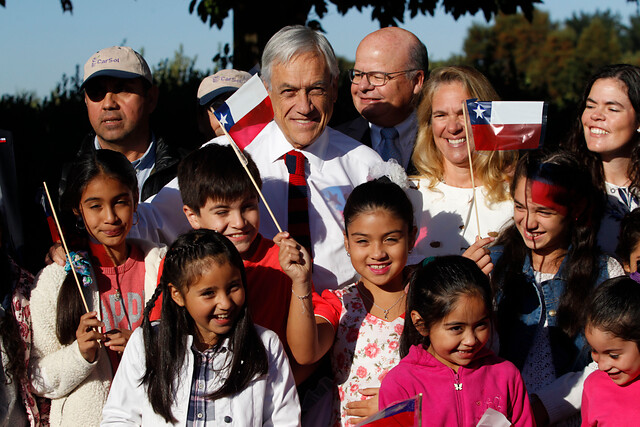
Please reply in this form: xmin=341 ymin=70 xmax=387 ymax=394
xmin=380 ymin=127 xmax=401 ymax=163
xmin=618 ymin=187 xmax=638 ymax=211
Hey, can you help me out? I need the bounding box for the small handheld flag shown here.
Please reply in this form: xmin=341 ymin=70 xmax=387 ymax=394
xmin=42 ymin=182 xmax=90 ymax=314
xmin=212 ymin=74 xmax=283 ymax=233
xmin=37 ymin=187 xmax=61 ymax=243
xmin=214 ymin=74 xmax=273 ymax=151
xmin=466 ymin=100 xmax=547 ymax=151
xmin=355 ymin=394 xmax=422 ymax=427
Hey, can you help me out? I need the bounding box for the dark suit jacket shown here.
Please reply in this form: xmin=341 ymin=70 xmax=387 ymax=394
xmin=334 ymin=116 xmax=372 ymax=147
xmin=334 ymin=116 xmax=417 ymax=174
xmin=0 ymin=129 xmax=24 ymax=255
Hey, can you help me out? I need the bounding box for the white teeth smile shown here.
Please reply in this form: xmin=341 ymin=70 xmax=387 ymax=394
xmin=590 ymin=127 xmax=609 ymax=135
xmin=369 ymin=264 xmax=389 ymax=270
xmin=448 ymin=138 xmax=466 ymax=145
xmin=524 ymin=231 xmax=542 ymax=239
xmin=215 ymin=314 xmax=229 ymax=319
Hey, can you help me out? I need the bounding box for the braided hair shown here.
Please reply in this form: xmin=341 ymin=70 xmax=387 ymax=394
xmin=141 ymin=229 xmax=267 ymax=423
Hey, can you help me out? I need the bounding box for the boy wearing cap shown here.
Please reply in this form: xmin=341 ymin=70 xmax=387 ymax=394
xmin=196 ymin=69 xmax=251 ymax=141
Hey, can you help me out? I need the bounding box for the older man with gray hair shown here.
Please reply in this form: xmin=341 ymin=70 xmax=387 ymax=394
xmin=247 ymin=25 xmax=382 ymax=292
xmin=88 ymin=26 xmax=380 ymax=294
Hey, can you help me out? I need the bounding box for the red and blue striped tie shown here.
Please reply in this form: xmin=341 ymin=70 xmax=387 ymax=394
xmin=285 ymin=150 xmax=312 ymax=256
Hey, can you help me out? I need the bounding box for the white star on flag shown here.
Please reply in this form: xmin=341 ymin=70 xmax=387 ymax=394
xmin=219 ymin=113 xmax=228 ymax=127
xmin=473 ymin=104 xmax=486 ymax=119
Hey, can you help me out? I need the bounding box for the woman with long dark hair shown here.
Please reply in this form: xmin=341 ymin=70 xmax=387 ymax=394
xmin=564 ymin=64 xmax=640 ymax=256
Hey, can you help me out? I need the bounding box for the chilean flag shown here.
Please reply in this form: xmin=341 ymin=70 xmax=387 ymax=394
xmin=355 ymin=395 xmax=422 ymax=427
xmin=466 ymin=100 xmax=547 ymax=151
xmin=214 ymin=74 xmax=274 ymax=151
xmin=36 ymin=187 xmax=61 ymax=243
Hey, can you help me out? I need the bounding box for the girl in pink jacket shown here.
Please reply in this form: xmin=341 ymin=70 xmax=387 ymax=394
xmin=581 ymin=276 xmax=640 ymax=426
xmin=379 ymin=256 xmax=535 ymax=426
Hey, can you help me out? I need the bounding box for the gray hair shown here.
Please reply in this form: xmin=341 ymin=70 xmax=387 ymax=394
xmin=409 ymin=40 xmax=429 ymax=76
xmin=261 ymin=25 xmax=339 ymax=89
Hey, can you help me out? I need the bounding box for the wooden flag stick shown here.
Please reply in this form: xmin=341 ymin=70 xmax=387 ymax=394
xmin=462 ymin=102 xmax=482 ymax=238
xmin=42 ymin=182 xmax=91 ymax=313
xmin=216 ymin=121 xmax=283 ymax=233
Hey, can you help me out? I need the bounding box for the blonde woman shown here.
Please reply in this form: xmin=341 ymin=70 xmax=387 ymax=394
xmin=408 ymin=66 xmax=517 ymax=263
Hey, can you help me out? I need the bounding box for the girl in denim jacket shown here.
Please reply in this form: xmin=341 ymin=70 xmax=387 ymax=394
xmin=490 ymin=150 xmax=624 ymax=425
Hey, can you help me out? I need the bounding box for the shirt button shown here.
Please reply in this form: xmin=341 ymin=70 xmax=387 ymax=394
xmin=224 ymin=415 xmax=232 ymax=423
xmin=549 ymin=309 xmax=557 ymax=317
xmin=197 ymin=413 xmax=203 ymax=419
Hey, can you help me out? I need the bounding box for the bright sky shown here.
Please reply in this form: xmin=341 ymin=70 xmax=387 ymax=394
xmin=1 ymin=0 xmax=638 ymax=97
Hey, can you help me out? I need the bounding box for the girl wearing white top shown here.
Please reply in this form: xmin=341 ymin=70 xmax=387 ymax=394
xmin=101 ymin=229 xmax=300 ymax=426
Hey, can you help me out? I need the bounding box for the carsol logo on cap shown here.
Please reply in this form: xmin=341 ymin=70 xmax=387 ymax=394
xmin=91 ymin=56 xmax=121 ymax=68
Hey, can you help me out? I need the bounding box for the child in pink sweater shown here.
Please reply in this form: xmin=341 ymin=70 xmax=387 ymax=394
xmin=379 ymin=256 xmax=535 ymax=426
xmin=581 ymin=276 xmax=640 ymax=426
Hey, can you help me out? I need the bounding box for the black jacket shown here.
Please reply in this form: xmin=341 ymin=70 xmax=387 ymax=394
xmin=60 ymin=132 xmax=185 ymax=202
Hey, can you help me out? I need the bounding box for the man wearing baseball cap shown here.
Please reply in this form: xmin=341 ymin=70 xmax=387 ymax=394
xmin=75 ymin=46 xmax=183 ymax=202
xmin=196 ymin=69 xmax=251 ymax=141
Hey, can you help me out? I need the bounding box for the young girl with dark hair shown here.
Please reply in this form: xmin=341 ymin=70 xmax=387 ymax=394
xmin=102 ymin=229 xmax=300 ymax=425
xmin=379 ymin=256 xmax=533 ymax=426
xmin=564 ymin=64 xmax=640 ymax=255
xmin=284 ymin=176 xmax=416 ymax=426
xmin=29 ymin=150 xmax=166 ymax=426
xmin=490 ymin=149 xmax=624 ymax=425
xmin=582 ymin=276 xmax=640 ymax=425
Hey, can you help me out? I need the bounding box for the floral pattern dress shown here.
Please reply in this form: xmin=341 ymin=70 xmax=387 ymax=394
xmin=318 ymin=282 xmax=404 ymax=427
xmin=3 ymin=258 xmax=47 ymax=426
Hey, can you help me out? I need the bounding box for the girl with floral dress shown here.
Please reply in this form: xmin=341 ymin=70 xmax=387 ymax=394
xmin=282 ymin=174 xmax=416 ymax=426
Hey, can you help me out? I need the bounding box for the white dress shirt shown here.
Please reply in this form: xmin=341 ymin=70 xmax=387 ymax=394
xmin=246 ymin=122 xmax=382 ymax=292
xmin=101 ymin=326 xmax=300 ymax=426
xmin=370 ymin=112 xmax=417 ymax=170
xmin=130 ymin=122 xmax=382 ymax=292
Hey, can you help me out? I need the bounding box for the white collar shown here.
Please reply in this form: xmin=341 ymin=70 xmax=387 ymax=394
xmin=265 ymin=121 xmax=330 ymax=173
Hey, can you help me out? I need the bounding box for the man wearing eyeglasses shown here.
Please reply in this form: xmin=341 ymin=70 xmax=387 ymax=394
xmin=336 ymin=28 xmax=427 ymax=172
xmin=75 ymin=46 xmax=184 ymax=202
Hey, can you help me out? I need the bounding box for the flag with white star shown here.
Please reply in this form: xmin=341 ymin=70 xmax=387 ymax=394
xmin=214 ymin=74 xmax=274 ymax=150
xmin=465 ymin=99 xmax=547 ymax=151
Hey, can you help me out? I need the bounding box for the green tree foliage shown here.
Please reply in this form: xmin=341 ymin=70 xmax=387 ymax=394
xmin=189 ymin=0 xmax=543 ymax=70
xmin=447 ymin=9 xmax=640 ymax=147
xmin=150 ymin=45 xmax=207 ymax=151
